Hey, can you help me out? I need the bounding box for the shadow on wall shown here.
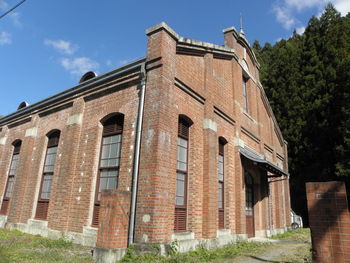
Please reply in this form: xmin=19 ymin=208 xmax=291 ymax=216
xmin=306 ymin=181 xmax=350 ymax=262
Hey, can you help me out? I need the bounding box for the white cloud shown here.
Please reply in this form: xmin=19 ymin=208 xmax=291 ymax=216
xmin=44 ymin=39 xmax=78 ymax=55
xmin=273 ymin=0 xmax=350 ymax=30
xmin=60 ymin=57 xmax=99 ymax=76
xmin=0 ymin=31 xmax=11 ymax=45
xmin=9 ymin=12 xmax=21 ymax=27
xmin=273 ymin=5 xmax=297 ymax=29
xmin=296 ymin=26 xmax=305 ymax=34
xmin=333 ymin=0 xmax=350 ymax=16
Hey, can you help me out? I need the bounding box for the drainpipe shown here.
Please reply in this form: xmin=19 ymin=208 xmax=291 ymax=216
xmin=128 ymin=63 xmax=146 ymax=245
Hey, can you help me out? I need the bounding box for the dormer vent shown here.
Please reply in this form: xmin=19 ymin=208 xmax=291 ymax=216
xmin=17 ymin=101 xmax=29 ymax=110
xmin=79 ymin=71 xmax=97 ymax=83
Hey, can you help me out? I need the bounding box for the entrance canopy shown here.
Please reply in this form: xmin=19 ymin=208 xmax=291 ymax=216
xmin=239 ymin=146 xmax=289 ymax=177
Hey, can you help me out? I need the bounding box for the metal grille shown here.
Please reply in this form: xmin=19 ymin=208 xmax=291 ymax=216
xmin=35 ymin=200 xmax=49 ymax=220
xmin=0 ymin=200 xmax=9 ymax=215
xmin=174 ymin=207 xmax=187 ymax=232
xmin=218 ymin=209 xmax=225 ymax=229
xmin=92 ymin=204 xmax=100 ymax=227
xmin=178 ymin=120 xmax=189 ymax=139
xmin=103 ymin=115 xmax=123 ymax=136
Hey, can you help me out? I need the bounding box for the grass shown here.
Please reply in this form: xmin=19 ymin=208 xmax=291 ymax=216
xmin=0 ymin=228 xmax=312 ymax=263
xmin=121 ymin=241 xmax=269 ymax=263
xmin=0 ymin=229 xmax=95 ymax=263
xmin=271 ymin=228 xmax=311 ymax=242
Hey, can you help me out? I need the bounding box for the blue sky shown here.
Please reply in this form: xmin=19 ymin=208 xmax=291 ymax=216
xmin=0 ymin=0 xmax=349 ymax=116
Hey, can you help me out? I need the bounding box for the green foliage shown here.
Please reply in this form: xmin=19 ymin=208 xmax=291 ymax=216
xmin=271 ymin=228 xmax=311 ymax=242
xmin=0 ymin=229 xmax=94 ymax=263
xmin=254 ymin=4 xmax=350 ymax=222
xmin=120 ymin=241 xmax=267 ymax=263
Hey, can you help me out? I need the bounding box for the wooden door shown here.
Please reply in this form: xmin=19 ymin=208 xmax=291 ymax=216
xmin=245 ymin=172 xmax=255 ymax=237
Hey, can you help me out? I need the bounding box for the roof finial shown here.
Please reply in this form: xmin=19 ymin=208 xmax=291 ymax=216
xmin=240 ymin=13 xmax=245 ymax=35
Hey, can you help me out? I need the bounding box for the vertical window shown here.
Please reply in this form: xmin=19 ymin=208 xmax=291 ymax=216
xmin=218 ymin=140 xmax=225 ymax=229
xmin=245 ymin=172 xmax=253 ymax=216
xmin=0 ymin=141 xmax=21 ymax=215
xmin=92 ymin=114 xmax=123 ymax=227
xmin=174 ymin=117 xmax=190 ymax=232
xmin=242 ymin=77 xmax=249 ymax=113
xmin=35 ymin=131 xmax=60 ymax=220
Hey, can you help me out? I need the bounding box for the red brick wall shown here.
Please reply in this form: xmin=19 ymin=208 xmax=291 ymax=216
xmin=96 ymin=190 xmax=131 ymax=249
xmin=306 ymin=181 xmax=350 ymax=263
xmin=0 ymin=24 xmax=291 ymax=248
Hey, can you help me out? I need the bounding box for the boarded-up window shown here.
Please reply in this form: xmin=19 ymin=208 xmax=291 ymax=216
xmin=175 ymin=117 xmax=191 ymax=232
xmin=218 ymin=140 xmax=225 ymax=229
xmin=0 ymin=141 xmax=21 ymax=215
xmin=92 ymin=114 xmax=123 ymax=227
xmin=35 ymin=131 xmax=60 ymax=220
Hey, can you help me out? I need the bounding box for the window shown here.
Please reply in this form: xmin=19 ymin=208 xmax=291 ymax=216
xmin=218 ymin=140 xmax=225 ymax=229
xmin=174 ymin=116 xmax=191 ymax=232
xmin=245 ymin=172 xmax=253 ymax=216
xmin=242 ymin=77 xmax=249 ymax=113
xmin=92 ymin=114 xmax=123 ymax=227
xmin=35 ymin=131 xmax=60 ymax=220
xmin=0 ymin=140 xmax=21 ymax=215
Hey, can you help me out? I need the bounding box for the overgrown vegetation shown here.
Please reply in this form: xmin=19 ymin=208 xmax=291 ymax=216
xmin=121 ymin=241 xmax=268 ymax=263
xmin=0 ymin=228 xmax=313 ymax=262
xmin=0 ymin=229 xmax=94 ymax=263
xmin=272 ymin=228 xmax=311 ymax=242
xmin=253 ymin=4 xmax=350 ymax=223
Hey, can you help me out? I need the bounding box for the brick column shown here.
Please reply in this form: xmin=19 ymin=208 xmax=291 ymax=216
xmin=202 ymin=122 xmax=218 ymax=238
xmin=96 ymin=190 xmax=131 ymax=249
xmin=306 ymin=181 xmax=350 ymax=263
xmin=135 ymin=23 xmax=178 ymax=243
xmin=8 ymin=125 xmax=38 ymax=223
xmin=201 ymin=52 xmax=219 ymax=238
xmin=49 ymin=99 xmax=85 ymax=232
xmin=0 ymin=129 xmax=9 ymax=202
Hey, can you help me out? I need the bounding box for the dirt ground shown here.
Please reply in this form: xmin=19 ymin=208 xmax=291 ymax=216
xmin=227 ymin=242 xmax=311 ymax=263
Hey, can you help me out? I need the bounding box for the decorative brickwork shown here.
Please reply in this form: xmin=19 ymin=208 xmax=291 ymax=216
xmin=306 ymin=181 xmax=350 ymax=263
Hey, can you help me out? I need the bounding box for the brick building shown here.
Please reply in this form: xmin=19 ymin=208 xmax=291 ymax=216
xmin=0 ymin=23 xmax=291 ymax=258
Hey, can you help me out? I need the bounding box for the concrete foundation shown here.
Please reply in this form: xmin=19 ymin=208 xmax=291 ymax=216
xmin=93 ymin=247 xmax=127 ymax=263
xmin=0 ymin=215 xmax=7 ymax=228
xmin=4 ymin=219 xmax=97 ymax=247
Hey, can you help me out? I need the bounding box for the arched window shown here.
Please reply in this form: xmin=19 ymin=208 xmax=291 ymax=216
xmin=35 ymin=130 xmax=60 ymax=220
xmin=0 ymin=140 xmax=22 ymax=215
xmin=218 ymin=137 xmax=227 ymax=229
xmin=242 ymin=76 xmax=249 ymax=113
xmin=92 ymin=114 xmax=124 ymax=227
xmin=174 ymin=115 xmax=193 ymax=232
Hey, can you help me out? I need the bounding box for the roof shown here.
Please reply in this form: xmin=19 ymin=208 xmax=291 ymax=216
xmin=0 ymin=57 xmax=146 ymax=125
